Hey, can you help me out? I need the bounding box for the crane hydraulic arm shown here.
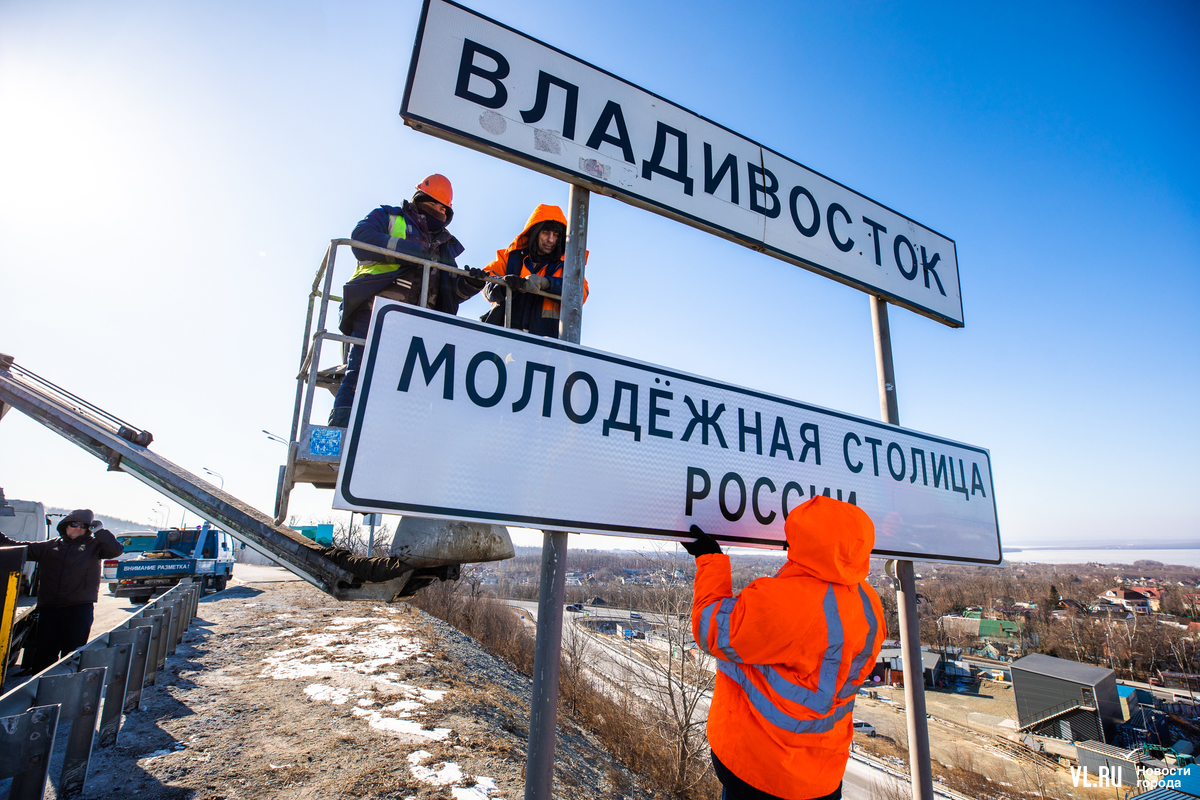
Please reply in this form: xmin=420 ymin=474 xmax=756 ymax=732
xmin=0 ymin=353 xmax=451 ymax=602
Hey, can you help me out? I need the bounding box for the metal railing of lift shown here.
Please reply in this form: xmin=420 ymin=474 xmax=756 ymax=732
xmin=276 ymin=238 xmax=563 ymax=522
xmin=288 ymin=238 xmax=562 ymax=445
xmin=2 ymin=362 xmax=154 ymax=447
xmin=0 ymin=581 xmax=203 ymax=798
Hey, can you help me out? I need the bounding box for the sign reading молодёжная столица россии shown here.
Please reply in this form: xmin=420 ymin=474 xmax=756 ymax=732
xmin=334 ymin=304 xmax=999 ymax=564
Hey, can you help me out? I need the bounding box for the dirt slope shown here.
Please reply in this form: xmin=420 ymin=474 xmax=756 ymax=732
xmin=72 ymin=579 xmax=653 ymax=799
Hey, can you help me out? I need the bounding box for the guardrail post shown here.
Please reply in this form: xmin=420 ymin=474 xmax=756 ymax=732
xmin=148 ymin=607 xmax=172 ymax=668
xmin=108 ymin=626 xmax=151 ymax=712
xmin=79 ymin=644 xmax=132 ymax=748
xmin=185 ymin=582 xmax=200 ymax=624
xmin=0 ymin=704 xmax=60 ymax=800
xmin=32 ymin=667 xmax=105 ymax=796
xmin=158 ymin=596 xmax=183 ymax=651
xmin=129 ymin=615 xmax=164 ymax=687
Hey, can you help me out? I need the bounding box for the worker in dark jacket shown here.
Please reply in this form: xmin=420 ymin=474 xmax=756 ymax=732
xmin=329 ymin=174 xmax=485 ymax=427
xmin=480 ymin=204 xmax=588 ymax=339
xmin=0 ymin=508 xmax=123 ymax=673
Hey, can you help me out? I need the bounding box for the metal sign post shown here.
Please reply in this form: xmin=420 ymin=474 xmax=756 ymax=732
xmin=872 ymin=296 xmax=934 ymax=800
xmin=524 ymin=184 xmax=589 ymax=800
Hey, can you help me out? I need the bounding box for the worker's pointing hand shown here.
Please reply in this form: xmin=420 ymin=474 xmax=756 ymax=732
xmin=681 ymin=524 xmax=722 ymax=557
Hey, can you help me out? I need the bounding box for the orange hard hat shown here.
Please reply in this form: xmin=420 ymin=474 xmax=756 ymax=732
xmin=415 ymin=174 xmax=453 ymax=208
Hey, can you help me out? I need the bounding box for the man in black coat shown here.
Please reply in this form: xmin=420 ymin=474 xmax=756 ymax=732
xmin=0 ymin=508 xmax=123 ymax=673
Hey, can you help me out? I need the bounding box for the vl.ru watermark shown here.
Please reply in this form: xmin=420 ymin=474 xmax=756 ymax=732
xmin=1070 ymin=764 xmax=1190 ymax=790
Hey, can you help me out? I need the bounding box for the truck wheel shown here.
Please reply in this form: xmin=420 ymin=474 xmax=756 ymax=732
xmin=129 ymin=594 xmax=152 ymax=606
xmin=214 ymin=576 xmax=228 ymax=592
xmin=108 ymin=583 xmax=119 ymax=594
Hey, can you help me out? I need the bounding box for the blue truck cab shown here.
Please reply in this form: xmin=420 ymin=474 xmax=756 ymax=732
xmin=111 ymin=523 xmax=236 ymax=604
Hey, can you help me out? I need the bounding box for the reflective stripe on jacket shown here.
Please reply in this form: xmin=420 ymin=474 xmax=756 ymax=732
xmin=692 ymin=496 xmax=884 ymax=799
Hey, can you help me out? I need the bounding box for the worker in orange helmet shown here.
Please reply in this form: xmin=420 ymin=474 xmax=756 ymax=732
xmin=683 ymin=496 xmax=885 ymax=800
xmin=330 ymin=174 xmax=486 ymax=427
xmin=479 ymin=204 xmax=588 ymax=339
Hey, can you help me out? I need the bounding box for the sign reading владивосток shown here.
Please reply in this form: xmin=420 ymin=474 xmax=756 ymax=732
xmin=402 ymin=0 xmax=963 ymax=328
xmin=334 ymin=303 xmax=999 ymax=564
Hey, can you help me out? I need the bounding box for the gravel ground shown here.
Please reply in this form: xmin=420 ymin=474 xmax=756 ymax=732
xmin=39 ymin=579 xmax=653 ymax=800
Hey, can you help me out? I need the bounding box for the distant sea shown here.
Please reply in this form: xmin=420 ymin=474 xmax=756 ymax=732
xmin=1003 ymin=544 xmax=1200 ymax=569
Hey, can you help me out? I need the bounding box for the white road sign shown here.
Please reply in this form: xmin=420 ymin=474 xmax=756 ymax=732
xmin=334 ymin=303 xmax=1000 ymax=564
xmin=402 ymin=0 xmax=964 ymax=327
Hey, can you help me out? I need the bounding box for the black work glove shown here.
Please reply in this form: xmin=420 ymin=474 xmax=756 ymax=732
xmin=503 ymin=274 xmax=527 ymax=292
xmin=464 ymin=266 xmax=487 ymax=289
xmin=681 ymin=524 xmax=722 ymax=557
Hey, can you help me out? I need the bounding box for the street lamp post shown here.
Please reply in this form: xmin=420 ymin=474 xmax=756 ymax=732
xmin=201 ymin=467 xmax=224 ymax=491
xmin=262 ymin=430 xmax=289 ymax=446
xmin=263 ymin=430 xmax=290 ymax=520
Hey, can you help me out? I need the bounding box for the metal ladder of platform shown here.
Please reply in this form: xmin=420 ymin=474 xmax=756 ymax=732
xmin=275 ymin=238 xmax=547 ymax=522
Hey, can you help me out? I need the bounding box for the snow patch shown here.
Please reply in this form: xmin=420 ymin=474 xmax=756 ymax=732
xmin=410 ymin=760 xmax=463 ymax=784
xmin=352 ymin=708 xmax=451 ymax=740
xmin=139 ymin=746 xmax=185 ymax=761
xmin=261 ymin=615 xmax=455 ymax=744
xmin=453 ymin=777 xmax=499 ymax=799
xmin=304 ymin=684 xmax=351 ymax=705
xmin=406 ymin=751 xmax=500 ymax=797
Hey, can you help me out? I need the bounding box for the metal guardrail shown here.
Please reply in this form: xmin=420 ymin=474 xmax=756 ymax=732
xmin=849 ymin=749 xmax=975 ymax=800
xmin=0 ymin=581 xmax=202 ymax=799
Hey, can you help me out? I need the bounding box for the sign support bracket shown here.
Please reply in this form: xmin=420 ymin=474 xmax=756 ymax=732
xmin=872 ymin=295 xmax=935 ymax=800
xmin=524 ymin=184 xmax=590 ymax=800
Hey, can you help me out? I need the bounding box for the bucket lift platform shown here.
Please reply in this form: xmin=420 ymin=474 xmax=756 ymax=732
xmin=274 ymin=238 xmax=528 ymax=530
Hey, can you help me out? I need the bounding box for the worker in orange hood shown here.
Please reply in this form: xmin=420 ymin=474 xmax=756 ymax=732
xmin=480 ymin=204 xmax=588 ymax=338
xmin=685 ymin=496 xmax=885 ymax=800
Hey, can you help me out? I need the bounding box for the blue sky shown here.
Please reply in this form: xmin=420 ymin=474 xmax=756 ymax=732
xmin=1 ymin=0 xmax=1196 ymax=551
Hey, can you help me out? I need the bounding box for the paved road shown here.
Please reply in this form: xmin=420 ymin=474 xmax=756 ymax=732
xmin=91 ymin=562 xmax=300 ymax=636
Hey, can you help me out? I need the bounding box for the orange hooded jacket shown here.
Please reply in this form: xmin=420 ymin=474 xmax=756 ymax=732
xmin=483 ymin=205 xmax=589 ymax=325
xmin=692 ymin=496 xmax=885 ymax=799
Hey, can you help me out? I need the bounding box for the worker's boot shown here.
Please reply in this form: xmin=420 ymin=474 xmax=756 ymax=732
xmin=327 ymin=407 xmax=351 ymax=428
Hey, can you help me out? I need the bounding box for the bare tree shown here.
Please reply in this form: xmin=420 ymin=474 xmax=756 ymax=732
xmin=1013 ymin=753 xmax=1054 ymax=800
xmin=868 ymin=774 xmax=910 ymax=800
xmin=559 ymin=614 xmax=597 ymax=714
xmin=615 ymin=549 xmax=717 ymax=799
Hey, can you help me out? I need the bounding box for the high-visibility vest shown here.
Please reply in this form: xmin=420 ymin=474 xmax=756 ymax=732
xmin=351 ymin=214 xmax=414 ymax=280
